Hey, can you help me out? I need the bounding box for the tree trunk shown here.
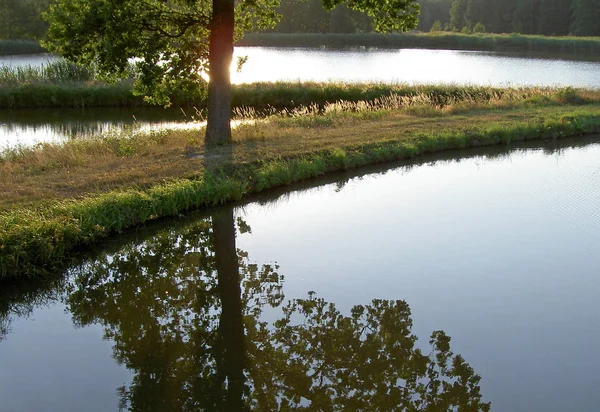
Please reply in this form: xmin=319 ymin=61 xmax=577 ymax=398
xmin=206 ymin=0 xmax=235 ymax=146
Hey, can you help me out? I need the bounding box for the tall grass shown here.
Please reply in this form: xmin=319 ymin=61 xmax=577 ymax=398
xmin=0 ymin=59 xmax=135 ymax=86
xmin=0 ymin=40 xmax=46 ymax=56
xmin=0 ymin=59 xmax=144 ymax=108
xmin=0 ymin=78 xmax=567 ymax=110
xmin=239 ymin=33 xmax=600 ymax=59
xmin=232 ymin=83 xmax=576 ymax=114
xmin=2 ymin=56 xmax=598 ymax=110
xmin=0 ymin=82 xmax=144 ymax=108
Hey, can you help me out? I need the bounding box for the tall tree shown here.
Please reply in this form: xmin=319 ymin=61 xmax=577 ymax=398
xmin=416 ymin=0 xmax=453 ymax=31
xmin=44 ymin=0 xmax=420 ymax=147
xmin=274 ymin=0 xmax=330 ymax=32
xmin=449 ymin=0 xmax=469 ymax=29
xmin=513 ymin=0 xmax=540 ymax=34
xmin=329 ymin=4 xmax=374 ymax=33
xmin=465 ymin=0 xmax=488 ymax=29
xmin=537 ymin=0 xmax=572 ymax=35
xmin=570 ymin=0 xmax=600 ymax=36
xmin=489 ymin=0 xmax=518 ymax=33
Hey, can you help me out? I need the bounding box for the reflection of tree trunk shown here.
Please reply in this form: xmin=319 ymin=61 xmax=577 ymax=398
xmin=206 ymin=0 xmax=235 ymax=146
xmin=213 ymin=206 xmax=246 ymax=410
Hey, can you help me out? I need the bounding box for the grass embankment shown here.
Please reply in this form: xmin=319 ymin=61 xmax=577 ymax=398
xmin=0 ymin=40 xmax=46 ymax=56
xmin=0 ymin=60 xmax=160 ymax=108
xmin=1 ymin=61 xmax=546 ymax=110
xmin=239 ymin=32 xmax=600 ymax=59
xmin=2 ymin=86 xmax=600 ymax=279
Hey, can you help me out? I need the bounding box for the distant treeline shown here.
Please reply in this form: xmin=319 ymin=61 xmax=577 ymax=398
xmin=0 ymin=0 xmax=52 ymax=40
xmin=269 ymin=0 xmax=600 ymax=37
xmin=269 ymin=1 xmax=374 ymax=33
xmin=1 ymin=0 xmax=598 ymax=42
xmin=439 ymin=0 xmax=600 ymax=36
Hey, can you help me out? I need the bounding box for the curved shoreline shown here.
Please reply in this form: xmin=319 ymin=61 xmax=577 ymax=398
xmin=2 ymin=105 xmax=600 ymax=280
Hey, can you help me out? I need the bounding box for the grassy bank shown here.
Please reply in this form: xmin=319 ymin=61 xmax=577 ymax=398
xmin=0 ymin=60 xmax=147 ymax=108
xmin=0 ymin=40 xmax=46 ymax=56
xmin=2 ymin=86 xmax=600 ymax=279
xmin=239 ymin=32 xmax=600 ymax=60
xmin=0 ymin=65 xmax=585 ymax=111
xmin=2 ymin=81 xmax=507 ymax=109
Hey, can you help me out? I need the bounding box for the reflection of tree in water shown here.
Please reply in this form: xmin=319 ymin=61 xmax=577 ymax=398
xmin=250 ymin=297 xmax=488 ymax=411
xmin=0 ymin=276 xmax=66 ymax=342
xmin=67 ymin=206 xmax=490 ymax=411
xmin=1 ymin=120 xmax=126 ymax=139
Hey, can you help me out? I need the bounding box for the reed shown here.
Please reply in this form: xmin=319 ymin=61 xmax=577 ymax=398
xmin=0 ymin=60 xmax=101 ymax=86
xmin=2 ymin=79 xmax=594 ymax=110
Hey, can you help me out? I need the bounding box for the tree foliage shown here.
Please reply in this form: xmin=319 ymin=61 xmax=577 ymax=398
xmin=42 ymin=0 xmax=279 ymax=105
xmin=42 ymin=0 xmax=418 ymax=106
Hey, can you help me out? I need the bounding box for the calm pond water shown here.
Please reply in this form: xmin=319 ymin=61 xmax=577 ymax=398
xmin=2 ymin=137 xmax=600 ymax=411
xmin=0 ymin=108 xmax=205 ymax=150
xmin=3 ymin=48 xmax=600 ymax=87
xmin=2 ymin=47 xmax=600 ymax=149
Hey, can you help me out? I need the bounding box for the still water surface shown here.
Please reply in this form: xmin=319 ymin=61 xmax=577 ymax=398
xmin=0 ymin=107 xmax=203 ymax=149
xmin=2 ymin=138 xmax=600 ymax=411
xmin=3 ymin=48 xmax=600 ymax=87
xmin=2 ymin=47 xmax=600 ymax=149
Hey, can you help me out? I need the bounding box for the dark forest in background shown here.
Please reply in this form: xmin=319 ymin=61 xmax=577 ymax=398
xmin=0 ymin=0 xmax=52 ymax=40
xmin=1 ymin=0 xmax=599 ymax=40
xmin=270 ymin=0 xmax=600 ymax=36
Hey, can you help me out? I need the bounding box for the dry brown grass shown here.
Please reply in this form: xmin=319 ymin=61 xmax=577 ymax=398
xmin=2 ymin=97 xmax=599 ymax=211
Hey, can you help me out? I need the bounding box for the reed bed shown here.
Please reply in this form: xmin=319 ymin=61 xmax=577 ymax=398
xmin=0 ymin=79 xmax=569 ymax=110
xmin=243 ymin=85 xmax=596 ymax=124
xmin=2 ymin=61 xmax=598 ymax=110
xmin=0 ymin=60 xmax=101 ymax=86
xmin=0 ymin=59 xmax=143 ymax=108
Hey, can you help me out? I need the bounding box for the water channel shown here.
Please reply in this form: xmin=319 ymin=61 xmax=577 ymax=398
xmin=2 ymin=47 xmax=600 ymax=149
xmin=2 ymin=137 xmax=600 ymax=411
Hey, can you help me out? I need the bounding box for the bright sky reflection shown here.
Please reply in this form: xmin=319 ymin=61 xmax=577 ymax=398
xmin=231 ymin=47 xmax=600 ymax=87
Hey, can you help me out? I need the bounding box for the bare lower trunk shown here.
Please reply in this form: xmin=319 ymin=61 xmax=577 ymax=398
xmin=206 ymin=0 xmax=235 ymax=146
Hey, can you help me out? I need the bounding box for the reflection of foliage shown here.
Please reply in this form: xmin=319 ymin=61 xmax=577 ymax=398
xmin=67 ymin=213 xmax=282 ymax=411
xmin=0 ymin=276 xmax=65 ymax=342
xmin=250 ymin=294 xmax=489 ymax=410
xmin=66 ymin=209 xmax=489 ymax=411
